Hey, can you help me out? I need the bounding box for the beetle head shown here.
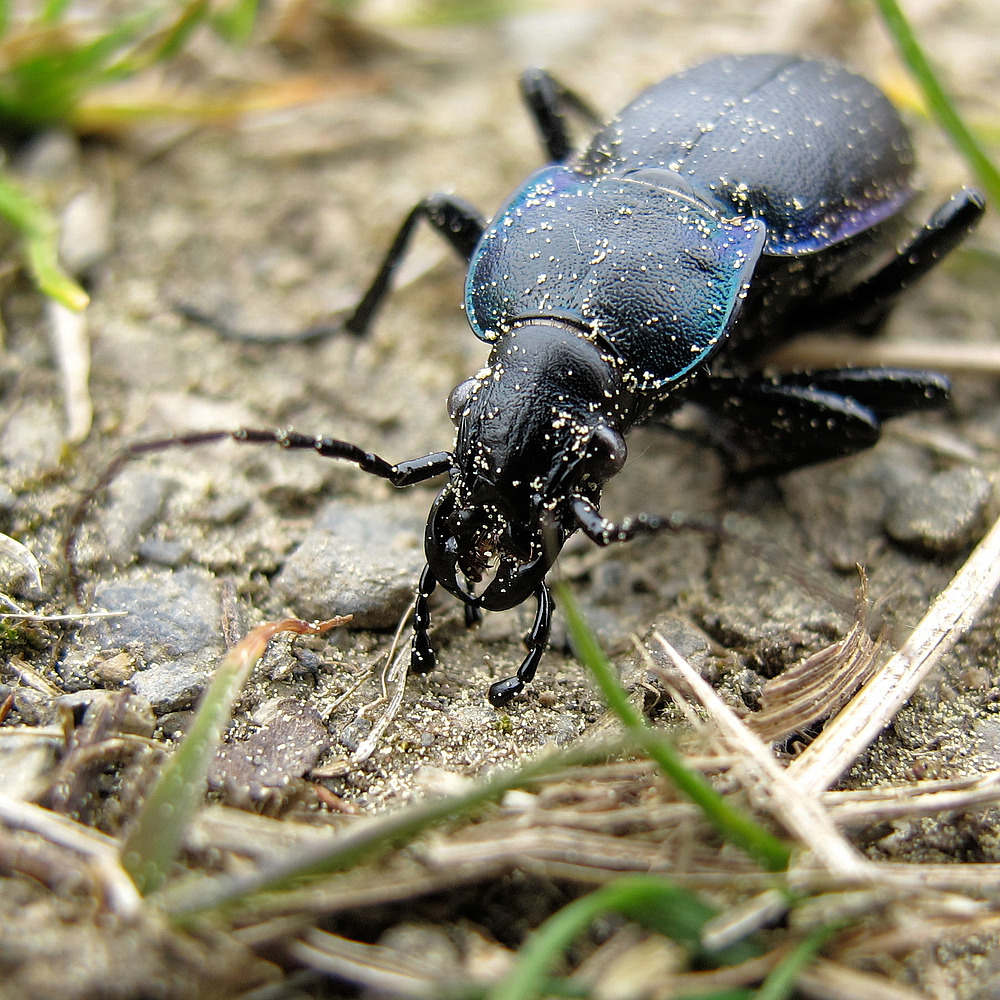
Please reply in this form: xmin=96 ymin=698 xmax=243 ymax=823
xmin=426 ymin=320 xmax=634 ymax=611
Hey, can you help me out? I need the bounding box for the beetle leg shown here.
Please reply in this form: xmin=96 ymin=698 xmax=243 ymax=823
xmin=488 ymin=583 xmax=554 ymax=707
xmin=519 ymin=69 xmax=602 ymax=162
xmin=178 ymin=194 xmax=487 ymax=343
xmin=799 ymin=188 xmax=985 ymax=335
xmin=411 ymin=565 xmax=437 ymax=674
xmin=464 ymin=601 xmax=482 ymax=627
xmin=685 ymin=374 xmax=891 ymax=475
xmin=571 ymin=496 xmax=706 ymax=546
xmin=762 ymin=368 xmax=949 ymax=419
xmin=345 ymin=194 xmax=487 ymax=335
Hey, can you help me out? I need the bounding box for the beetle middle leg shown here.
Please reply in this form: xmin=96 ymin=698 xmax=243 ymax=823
xmin=179 ymin=193 xmax=486 ymax=344
xmin=344 ymin=193 xmax=486 ymax=335
xmin=681 ymin=368 xmax=950 ymax=475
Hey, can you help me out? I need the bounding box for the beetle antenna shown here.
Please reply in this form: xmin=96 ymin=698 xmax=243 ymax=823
xmin=65 ymin=428 xmax=452 ymax=605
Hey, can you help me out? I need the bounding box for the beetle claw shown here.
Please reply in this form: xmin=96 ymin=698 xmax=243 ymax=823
xmin=488 ymin=676 xmax=523 ymax=707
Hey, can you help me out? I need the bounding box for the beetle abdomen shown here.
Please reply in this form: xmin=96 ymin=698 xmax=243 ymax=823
xmin=579 ymin=54 xmax=915 ymax=254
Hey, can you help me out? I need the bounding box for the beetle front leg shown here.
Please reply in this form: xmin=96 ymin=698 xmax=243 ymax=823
xmin=488 ymin=583 xmax=554 ymax=707
xmin=411 ymin=565 xmax=437 ymax=675
xmin=345 ymin=194 xmax=487 ymax=336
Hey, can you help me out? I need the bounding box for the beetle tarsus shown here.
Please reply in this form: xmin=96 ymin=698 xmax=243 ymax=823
xmin=489 ymin=675 xmax=524 ymax=707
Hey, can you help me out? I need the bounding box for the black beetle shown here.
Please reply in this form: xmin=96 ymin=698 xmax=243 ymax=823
xmin=96 ymin=54 xmax=985 ymax=706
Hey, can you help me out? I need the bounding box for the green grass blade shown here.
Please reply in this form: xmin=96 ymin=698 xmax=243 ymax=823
xmin=211 ymin=0 xmax=260 ymax=45
xmin=753 ymin=922 xmax=842 ymax=1000
xmin=40 ymin=0 xmax=71 ymax=23
xmin=122 ymin=617 xmax=347 ymax=895
xmin=488 ymin=876 xmax=761 ymax=1000
xmin=487 ymin=878 xmax=699 ymax=1000
xmin=0 ymin=16 xmax=151 ymax=128
xmin=874 ymin=0 xmax=1000 ymax=204
xmin=159 ymin=739 xmax=623 ymax=919
xmin=140 ymin=0 xmax=211 ymax=66
xmin=0 ymin=173 xmax=88 ymax=310
xmin=554 ymin=581 xmax=790 ymax=873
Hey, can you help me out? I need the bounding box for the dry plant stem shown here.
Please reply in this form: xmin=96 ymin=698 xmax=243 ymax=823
xmin=650 ymin=635 xmax=873 ymax=880
xmin=789 ymin=510 xmax=1000 ymax=795
xmin=48 ymin=299 xmax=92 ymax=444
xmin=825 ymin=769 xmax=1000 ymax=825
xmin=797 ymin=959 xmax=931 ymax=1000
xmin=766 ymin=335 xmax=1000 ymax=376
xmin=351 ymin=641 xmax=410 ymax=764
xmin=287 ymin=929 xmax=445 ymax=999
xmin=0 ymin=793 xmax=142 ymax=916
xmin=6 ymin=656 xmax=63 ymax=696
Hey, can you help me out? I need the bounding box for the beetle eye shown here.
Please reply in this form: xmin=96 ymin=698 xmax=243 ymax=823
xmin=585 ymin=425 xmax=627 ymax=481
xmin=447 ymin=377 xmax=477 ymax=423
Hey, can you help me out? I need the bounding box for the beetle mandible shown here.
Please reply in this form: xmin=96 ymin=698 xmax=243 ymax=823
xmin=146 ymin=54 xmax=987 ymax=706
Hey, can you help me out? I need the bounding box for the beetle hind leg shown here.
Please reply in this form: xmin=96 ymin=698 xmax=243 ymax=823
xmin=798 ymin=188 xmax=985 ymax=336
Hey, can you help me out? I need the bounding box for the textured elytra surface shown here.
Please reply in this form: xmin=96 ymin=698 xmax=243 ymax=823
xmin=581 ymin=54 xmax=915 ymax=253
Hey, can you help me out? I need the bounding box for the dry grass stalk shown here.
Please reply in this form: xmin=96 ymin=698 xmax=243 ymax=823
xmin=766 ymin=334 xmax=1000 ymax=376
xmin=797 ymin=958 xmax=931 ymax=1000
xmin=350 ymin=620 xmax=411 ymax=764
xmin=286 ymin=928 xmax=446 ymax=999
xmin=825 ymin=769 xmax=1000 ymax=826
xmin=789 ymin=510 xmax=1000 ymax=794
xmin=748 ymin=595 xmax=881 ymax=743
xmin=649 ymin=634 xmax=873 ymax=881
xmin=0 ymin=792 xmax=141 ymax=915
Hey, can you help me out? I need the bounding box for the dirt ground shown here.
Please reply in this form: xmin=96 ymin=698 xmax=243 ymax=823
xmin=2 ymin=0 xmax=1000 ymax=997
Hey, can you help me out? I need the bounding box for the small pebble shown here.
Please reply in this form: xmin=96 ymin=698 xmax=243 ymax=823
xmin=275 ymin=499 xmax=425 ymax=628
xmin=884 ymin=467 xmax=992 ymax=555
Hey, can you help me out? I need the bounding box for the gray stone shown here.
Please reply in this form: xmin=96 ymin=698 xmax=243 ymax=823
xmin=274 ymin=499 xmax=425 ymax=628
xmin=885 ymin=466 xmax=993 ymax=555
xmin=97 ymin=468 xmax=175 ymax=565
xmin=128 ymin=659 xmax=215 ymax=714
xmin=72 ymin=567 xmax=224 ymax=711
